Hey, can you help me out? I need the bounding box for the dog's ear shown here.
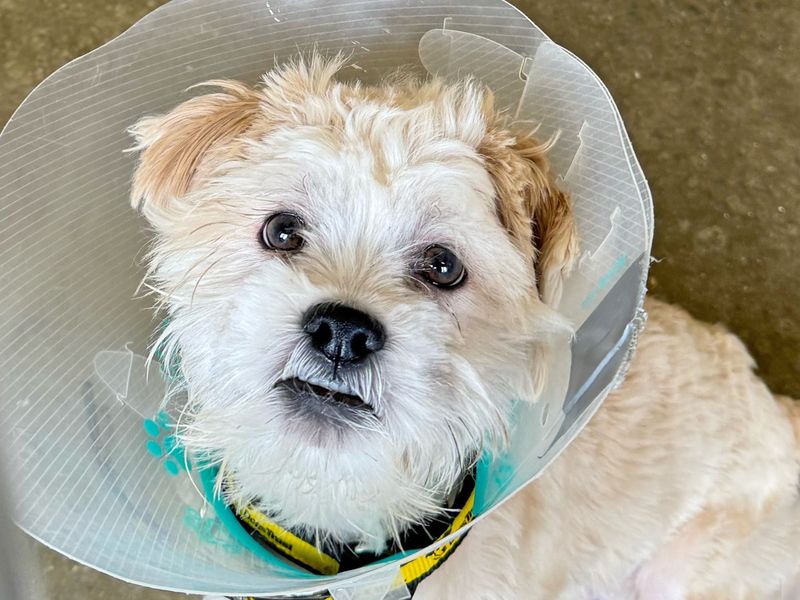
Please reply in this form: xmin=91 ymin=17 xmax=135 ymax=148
xmin=129 ymin=81 xmax=261 ymax=226
xmin=480 ymin=130 xmax=579 ymax=307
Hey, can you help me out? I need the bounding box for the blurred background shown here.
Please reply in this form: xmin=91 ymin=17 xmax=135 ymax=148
xmin=1 ymin=0 xmax=798 ymax=598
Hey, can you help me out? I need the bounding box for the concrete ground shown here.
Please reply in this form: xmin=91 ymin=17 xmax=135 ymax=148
xmin=1 ymin=0 xmax=798 ymax=598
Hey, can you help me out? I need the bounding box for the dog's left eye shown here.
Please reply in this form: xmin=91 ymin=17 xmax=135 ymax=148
xmin=261 ymin=212 xmax=304 ymax=252
xmin=416 ymin=245 xmax=466 ymax=289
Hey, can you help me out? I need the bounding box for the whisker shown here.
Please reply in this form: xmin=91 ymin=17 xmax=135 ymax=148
xmin=190 ymin=249 xmax=240 ymax=306
xmin=188 ymin=220 xmax=240 ymax=236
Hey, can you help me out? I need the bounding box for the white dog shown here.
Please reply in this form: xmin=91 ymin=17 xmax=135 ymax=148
xmin=130 ymin=55 xmax=800 ymax=599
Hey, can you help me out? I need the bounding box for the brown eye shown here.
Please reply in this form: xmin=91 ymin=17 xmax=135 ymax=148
xmin=261 ymin=212 xmax=304 ymax=252
xmin=417 ymin=245 xmax=466 ymax=289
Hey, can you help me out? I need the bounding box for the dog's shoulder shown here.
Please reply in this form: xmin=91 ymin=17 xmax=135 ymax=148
xmin=594 ymin=296 xmax=796 ymax=502
xmin=634 ymin=296 xmax=758 ymax=385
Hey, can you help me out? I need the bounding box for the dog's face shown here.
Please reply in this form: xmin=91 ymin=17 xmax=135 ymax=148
xmin=131 ymin=57 xmax=577 ymax=551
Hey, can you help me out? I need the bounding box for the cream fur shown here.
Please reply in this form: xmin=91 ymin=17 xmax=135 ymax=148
xmin=419 ymin=299 xmax=800 ymax=600
xmin=129 ymin=56 xmax=800 ymax=599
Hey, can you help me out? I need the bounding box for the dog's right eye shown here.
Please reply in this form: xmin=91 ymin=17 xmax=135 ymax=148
xmin=415 ymin=245 xmax=467 ymax=289
xmin=261 ymin=212 xmax=305 ymax=252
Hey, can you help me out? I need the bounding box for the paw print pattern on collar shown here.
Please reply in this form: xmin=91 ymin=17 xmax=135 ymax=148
xmin=143 ymin=410 xmax=190 ymax=477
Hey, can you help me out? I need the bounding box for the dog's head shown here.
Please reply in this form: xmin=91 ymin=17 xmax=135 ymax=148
xmin=130 ymin=55 xmax=577 ymax=551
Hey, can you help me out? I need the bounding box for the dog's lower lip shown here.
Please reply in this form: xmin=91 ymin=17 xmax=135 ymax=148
xmin=277 ymin=377 xmax=371 ymax=411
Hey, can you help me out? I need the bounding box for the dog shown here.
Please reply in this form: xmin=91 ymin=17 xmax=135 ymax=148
xmin=130 ymin=55 xmax=800 ymax=599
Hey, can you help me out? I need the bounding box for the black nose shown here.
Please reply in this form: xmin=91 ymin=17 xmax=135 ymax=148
xmin=302 ymin=303 xmax=386 ymax=365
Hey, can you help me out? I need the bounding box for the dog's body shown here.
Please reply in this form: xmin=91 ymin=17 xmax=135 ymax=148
xmin=130 ymin=56 xmax=800 ymax=599
xmin=419 ymin=298 xmax=800 ymax=600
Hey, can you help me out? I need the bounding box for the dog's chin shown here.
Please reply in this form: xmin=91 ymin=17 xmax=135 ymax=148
xmin=188 ymin=371 xmax=486 ymax=549
xmin=213 ymin=407 xmax=461 ymax=551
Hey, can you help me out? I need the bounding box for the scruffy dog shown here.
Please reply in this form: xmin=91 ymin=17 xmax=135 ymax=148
xmin=130 ymin=56 xmax=800 ymax=599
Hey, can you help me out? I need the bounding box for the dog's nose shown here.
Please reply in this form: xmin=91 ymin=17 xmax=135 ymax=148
xmin=302 ymin=303 xmax=386 ymax=364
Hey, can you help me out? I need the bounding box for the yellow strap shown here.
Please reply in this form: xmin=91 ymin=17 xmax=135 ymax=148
xmin=236 ymin=505 xmax=340 ymax=575
xmin=238 ymin=489 xmax=475 ymax=597
xmin=400 ymin=490 xmax=474 ymax=585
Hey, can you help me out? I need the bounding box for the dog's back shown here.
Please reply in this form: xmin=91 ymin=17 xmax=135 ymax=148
xmin=622 ymin=299 xmax=800 ymax=598
xmin=419 ymin=298 xmax=800 ymax=599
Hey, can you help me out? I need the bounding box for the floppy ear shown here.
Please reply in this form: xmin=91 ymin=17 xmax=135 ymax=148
xmin=480 ymin=130 xmax=579 ymax=307
xmin=129 ymin=81 xmax=261 ymax=227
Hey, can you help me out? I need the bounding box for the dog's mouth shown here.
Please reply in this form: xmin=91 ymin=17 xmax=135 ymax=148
xmin=276 ymin=377 xmax=372 ymax=412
